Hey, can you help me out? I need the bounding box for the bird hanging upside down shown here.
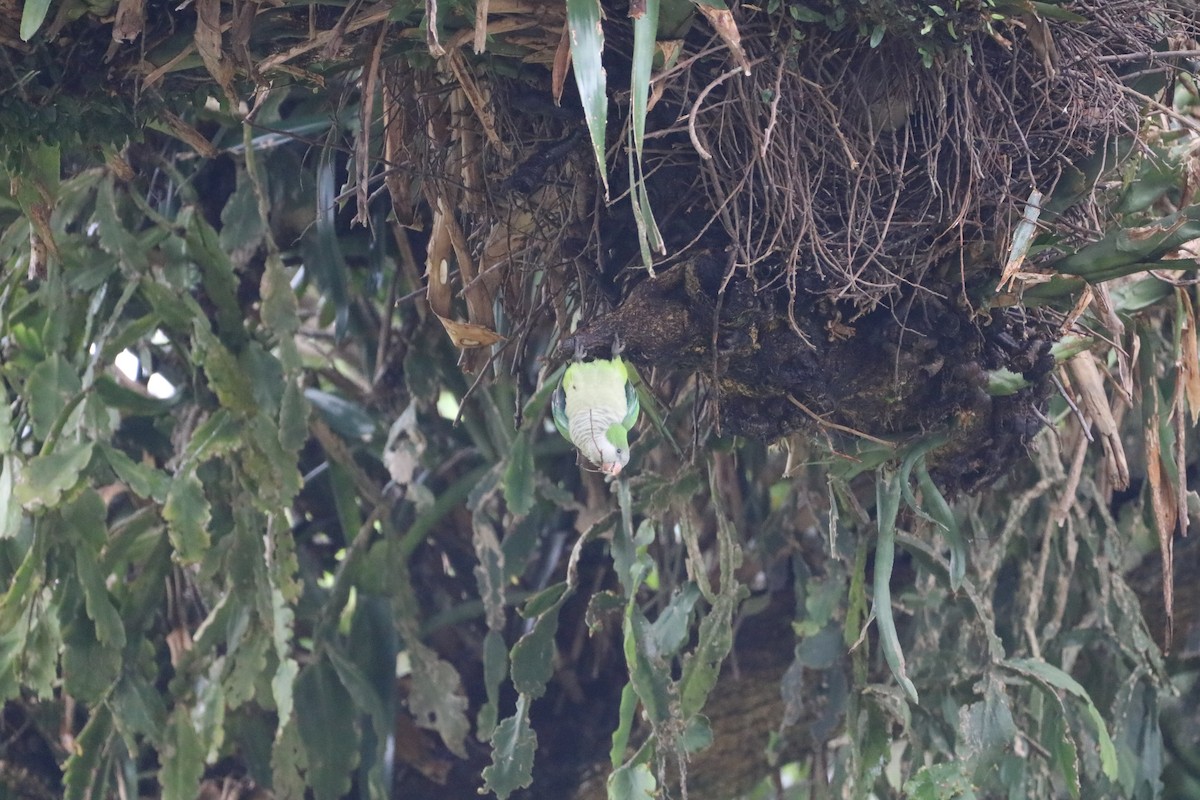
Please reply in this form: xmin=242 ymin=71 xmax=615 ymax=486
xmin=551 ymin=353 xmax=640 ymax=476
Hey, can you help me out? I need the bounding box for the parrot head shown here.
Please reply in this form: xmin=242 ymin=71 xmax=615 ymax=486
xmin=596 ymin=423 xmax=631 ymax=475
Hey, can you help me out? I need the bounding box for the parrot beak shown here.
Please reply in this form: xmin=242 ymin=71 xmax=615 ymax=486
xmin=600 ymin=461 xmax=622 ymax=476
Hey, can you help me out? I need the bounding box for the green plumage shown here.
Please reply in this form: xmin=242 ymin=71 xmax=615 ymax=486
xmin=552 ymin=357 xmax=640 ymax=475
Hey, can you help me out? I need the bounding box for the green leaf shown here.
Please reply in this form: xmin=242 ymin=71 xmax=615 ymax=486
xmin=219 ymin=168 xmax=266 ymax=262
xmin=295 ymin=659 xmax=361 ymax=800
xmin=21 ymin=608 xmax=60 ymax=699
xmin=624 ymin=606 xmax=671 ymax=725
xmin=679 ymin=591 xmax=737 ymax=717
xmin=788 ymin=3 xmax=826 ymax=21
xmin=903 ymin=761 xmax=978 ymax=799
xmin=95 ymin=176 xmax=150 ymax=272
xmin=101 ymin=444 xmax=171 ymax=502
xmin=181 ymin=206 xmax=246 ymax=347
xmin=1003 ymin=658 xmax=1118 ymax=780
xmin=873 ymin=466 xmax=919 ymax=703
xmin=483 ymin=693 xmax=537 ymax=800
xmin=566 ymin=0 xmax=609 ymax=198
xmin=159 ymin=707 xmax=205 ymax=800
xmin=628 ymin=0 xmax=665 ymax=270
xmin=308 ymin=157 xmax=351 ymax=337
xmin=261 ymin=257 xmax=300 ymax=338
xmin=271 ymin=717 xmax=309 ymax=800
xmin=648 ymin=582 xmax=700 ymax=658
xmin=0 ymin=394 xmax=12 ymax=452
xmin=15 ymin=440 xmax=95 ymax=511
xmin=520 ymin=581 xmax=569 ymax=619
xmin=62 ymin=617 xmax=121 ymax=703
xmin=182 ymin=408 xmax=243 ymax=463
xmin=1041 ymin=701 xmax=1080 ymax=799
xmin=956 ymin=676 xmax=1015 ymax=761
xmin=915 ymin=461 xmax=965 ymax=590
xmin=510 ymin=586 xmax=569 ymax=698
xmin=305 ymin=388 xmax=377 ymax=441
xmin=223 ymin=628 xmax=269 ymax=708
xmin=25 ymin=354 xmax=83 ymax=441
xmin=607 ymin=761 xmax=657 ymax=799
xmin=406 ymin=639 xmax=471 ymax=758
xmin=278 ymin=379 xmax=310 ymax=453
xmin=163 ymin=471 xmax=212 ymax=564
xmin=476 ymin=629 xmax=508 ymax=741
xmin=0 ymin=534 xmax=44 ymax=632
xmin=192 ymin=321 xmax=257 ymax=416
xmin=326 ymin=644 xmax=389 ymax=732
xmin=503 ymin=429 xmax=535 ymax=517
xmin=473 ymin=519 xmax=507 ymax=632
xmin=0 ymin=457 xmax=20 ymax=540
xmin=193 ymin=660 xmax=227 ymax=763
xmin=110 ymin=672 xmax=168 ymax=749
xmin=326 ymin=643 xmax=391 ymax=797
xmin=19 ymin=0 xmax=53 ymax=40
xmin=609 ymin=682 xmax=638 ymax=767
xmin=74 ymin=547 xmax=127 ymax=649
xmin=63 ymin=703 xmax=115 ymax=800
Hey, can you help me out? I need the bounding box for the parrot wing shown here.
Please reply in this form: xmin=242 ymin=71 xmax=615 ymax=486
xmin=551 ymin=383 xmax=570 ymax=441
xmin=623 ymin=380 xmax=640 ymax=431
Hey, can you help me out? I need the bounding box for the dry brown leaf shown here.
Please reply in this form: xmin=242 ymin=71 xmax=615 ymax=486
xmin=438 ymin=199 xmax=499 ymax=336
xmin=695 ymin=4 xmax=750 ymax=76
xmin=425 ymin=0 xmax=446 ymax=56
xmin=474 ymin=0 xmax=489 ymax=52
xmin=1067 ymin=352 xmax=1130 ymax=491
xmin=1145 ymin=410 xmax=1176 ymax=651
xmin=1060 ymin=283 xmax=1092 ymax=337
xmin=112 ymin=0 xmax=144 ymax=42
xmin=425 ymin=206 xmax=505 ymax=366
xmin=1173 ymin=379 xmax=1188 ymax=542
xmin=1022 ymin=12 xmax=1058 ymax=78
xmin=393 ymin=707 xmax=454 ymax=785
xmin=445 ymin=49 xmax=510 ymax=159
xmin=194 ymin=0 xmax=237 ymax=105
xmin=229 ymin=0 xmax=256 ymax=75
xmin=425 ymin=210 xmax=455 ymax=319
xmin=1126 ymin=215 xmax=1187 ymax=242
xmin=1092 ymin=284 xmax=1133 ymax=404
xmin=1178 ymin=288 xmax=1200 ymax=424
xmin=1181 ymin=148 xmax=1200 ymax=209
xmin=159 ymin=109 xmax=218 ymax=159
xmin=434 ymin=315 xmax=505 ymax=349
xmin=551 ymin=22 xmax=570 ymax=106
xmin=353 ymin=24 xmax=388 ymax=227
xmin=383 ymin=65 xmax=418 ymax=228
xmin=257 ymin=3 xmax=390 ymax=74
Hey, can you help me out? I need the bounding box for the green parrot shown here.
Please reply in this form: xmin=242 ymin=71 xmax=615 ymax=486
xmin=551 ymin=356 xmax=640 ymax=475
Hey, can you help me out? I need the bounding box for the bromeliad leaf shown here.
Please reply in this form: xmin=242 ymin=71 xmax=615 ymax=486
xmin=19 ymin=0 xmax=52 ymax=40
xmin=566 ymin=0 xmax=609 ymax=198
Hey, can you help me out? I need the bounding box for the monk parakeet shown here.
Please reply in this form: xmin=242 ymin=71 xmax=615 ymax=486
xmin=552 ymin=357 xmax=640 ymax=475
